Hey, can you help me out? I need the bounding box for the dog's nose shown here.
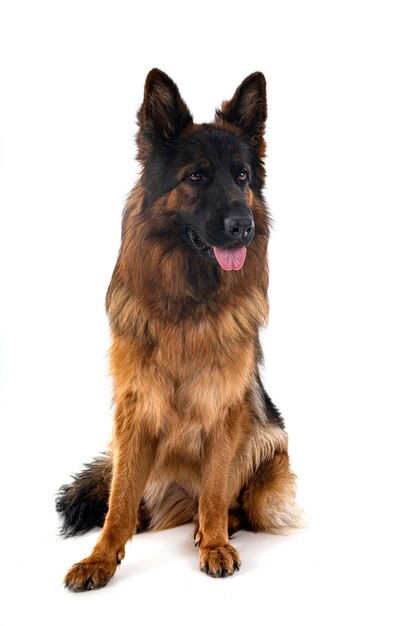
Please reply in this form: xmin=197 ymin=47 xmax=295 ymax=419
xmin=225 ymin=216 xmax=254 ymax=241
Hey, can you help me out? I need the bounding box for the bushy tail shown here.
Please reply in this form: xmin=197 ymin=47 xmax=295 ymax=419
xmin=56 ymin=454 xmax=112 ymax=537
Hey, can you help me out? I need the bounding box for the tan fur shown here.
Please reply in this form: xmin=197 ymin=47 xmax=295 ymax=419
xmin=63 ymin=70 xmax=300 ymax=591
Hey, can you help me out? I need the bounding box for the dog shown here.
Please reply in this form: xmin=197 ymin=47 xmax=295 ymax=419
xmin=56 ymin=68 xmax=299 ymax=591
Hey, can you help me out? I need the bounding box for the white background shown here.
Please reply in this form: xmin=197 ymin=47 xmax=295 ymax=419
xmin=0 ymin=1 xmax=416 ymax=624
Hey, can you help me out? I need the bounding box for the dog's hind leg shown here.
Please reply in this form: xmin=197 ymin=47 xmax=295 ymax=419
xmin=240 ymin=451 xmax=301 ymax=533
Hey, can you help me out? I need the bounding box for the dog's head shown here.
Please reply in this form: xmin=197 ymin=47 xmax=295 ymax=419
xmin=136 ymin=69 xmax=268 ymax=273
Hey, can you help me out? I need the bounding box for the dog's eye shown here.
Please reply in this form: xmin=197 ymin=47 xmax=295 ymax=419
xmin=237 ymin=171 xmax=248 ymax=182
xmin=187 ymin=172 xmax=203 ymax=183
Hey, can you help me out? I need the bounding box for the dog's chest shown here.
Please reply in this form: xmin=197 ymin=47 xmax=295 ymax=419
xmin=111 ymin=304 xmax=260 ymax=429
xmin=152 ymin=315 xmax=254 ymax=415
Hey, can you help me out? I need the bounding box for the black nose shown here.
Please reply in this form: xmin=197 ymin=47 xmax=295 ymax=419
xmin=225 ymin=216 xmax=255 ymax=241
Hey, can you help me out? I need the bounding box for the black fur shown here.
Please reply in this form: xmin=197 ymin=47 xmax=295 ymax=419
xmin=177 ymin=128 xmax=256 ymax=251
xmin=56 ymin=455 xmax=111 ymax=537
xmin=263 ymin=384 xmax=285 ymax=428
xmin=141 ymin=126 xmax=259 ymax=255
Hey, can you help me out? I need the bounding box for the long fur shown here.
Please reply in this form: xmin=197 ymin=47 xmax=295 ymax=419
xmin=57 ymin=69 xmax=300 ymax=590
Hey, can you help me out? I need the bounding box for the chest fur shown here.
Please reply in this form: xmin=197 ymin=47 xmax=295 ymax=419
xmin=110 ymin=306 xmax=261 ymax=431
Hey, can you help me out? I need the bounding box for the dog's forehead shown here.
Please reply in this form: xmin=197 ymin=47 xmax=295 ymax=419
xmin=178 ymin=127 xmax=251 ymax=166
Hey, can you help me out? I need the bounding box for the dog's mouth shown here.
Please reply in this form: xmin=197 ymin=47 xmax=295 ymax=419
xmin=186 ymin=228 xmax=247 ymax=271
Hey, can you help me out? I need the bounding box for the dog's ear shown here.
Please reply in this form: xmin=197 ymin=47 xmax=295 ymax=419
xmin=137 ymin=69 xmax=193 ymax=146
xmin=216 ymin=72 xmax=267 ymax=147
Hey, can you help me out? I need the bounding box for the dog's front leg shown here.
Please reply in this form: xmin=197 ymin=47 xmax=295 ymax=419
xmin=196 ymin=417 xmax=241 ymax=577
xmin=64 ymin=405 xmax=157 ymax=591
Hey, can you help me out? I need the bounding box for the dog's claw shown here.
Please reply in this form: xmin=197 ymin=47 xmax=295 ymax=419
xmin=199 ymin=544 xmax=241 ymax=578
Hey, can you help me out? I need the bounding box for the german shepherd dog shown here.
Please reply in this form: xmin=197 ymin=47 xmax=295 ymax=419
xmin=57 ymin=69 xmax=300 ymax=591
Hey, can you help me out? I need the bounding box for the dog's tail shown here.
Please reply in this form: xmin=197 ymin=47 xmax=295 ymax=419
xmin=56 ymin=454 xmax=198 ymax=537
xmin=56 ymin=454 xmax=112 ymax=537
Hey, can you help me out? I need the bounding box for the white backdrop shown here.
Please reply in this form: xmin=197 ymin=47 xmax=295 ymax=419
xmin=0 ymin=1 xmax=416 ymax=624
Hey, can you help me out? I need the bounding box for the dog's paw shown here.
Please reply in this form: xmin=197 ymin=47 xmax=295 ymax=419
xmin=199 ymin=544 xmax=241 ymax=578
xmin=64 ymin=554 xmax=120 ymax=592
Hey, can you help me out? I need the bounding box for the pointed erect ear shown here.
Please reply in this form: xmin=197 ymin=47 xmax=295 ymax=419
xmin=137 ymin=69 xmax=193 ymax=143
xmin=216 ymin=72 xmax=267 ymax=145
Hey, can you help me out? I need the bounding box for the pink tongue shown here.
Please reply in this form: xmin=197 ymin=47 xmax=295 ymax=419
xmin=213 ymin=246 xmax=247 ymax=271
